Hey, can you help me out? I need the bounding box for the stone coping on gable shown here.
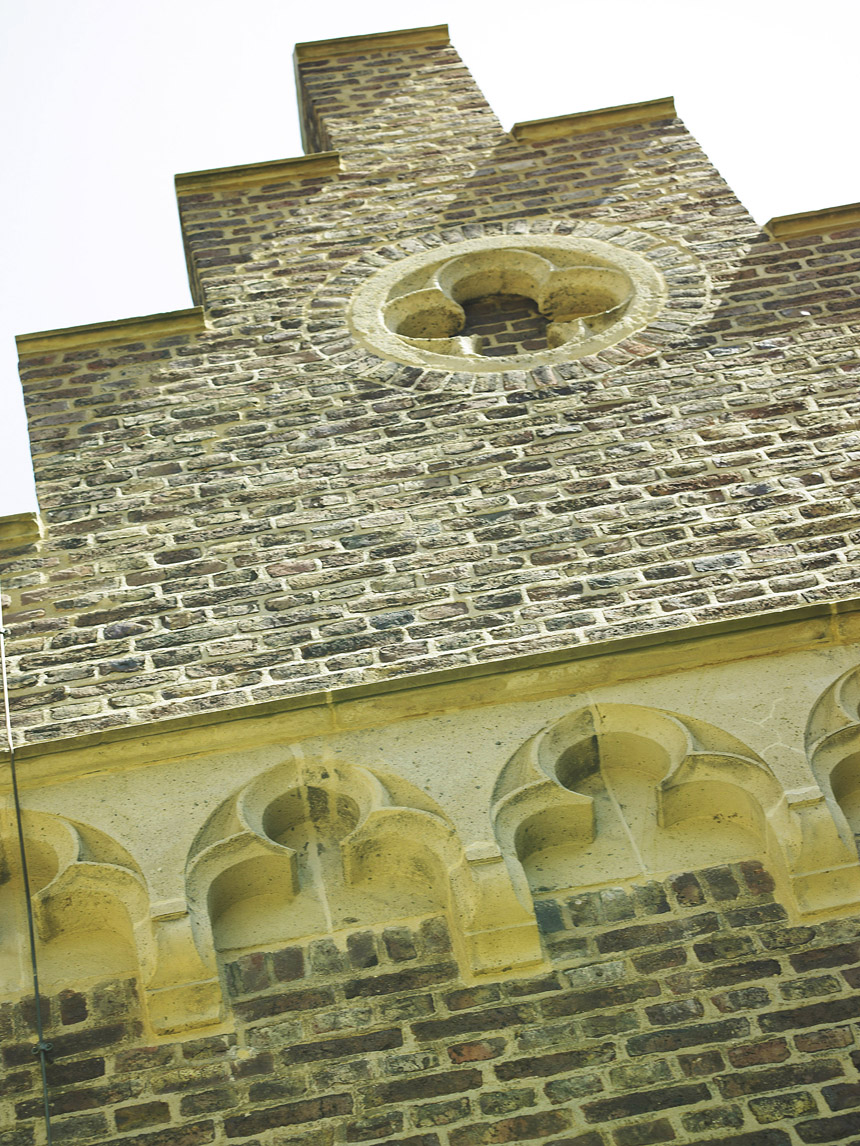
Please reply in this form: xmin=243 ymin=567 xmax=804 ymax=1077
xmin=765 ymin=201 xmax=860 ymax=240
xmin=16 ymin=307 xmax=206 ymax=356
xmin=175 ymin=152 xmax=341 ymax=195
xmin=511 ymin=97 xmax=677 ymax=142
xmin=0 ymin=512 xmax=41 ymax=547
xmin=294 ymin=24 xmax=450 ymax=62
xmin=6 ymin=594 xmax=860 ymax=785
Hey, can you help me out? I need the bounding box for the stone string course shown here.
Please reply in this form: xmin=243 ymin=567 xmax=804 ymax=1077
xmin=4 ymin=863 xmax=860 ymax=1145
xmin=5 ymin=40 xmax=860 ymax=743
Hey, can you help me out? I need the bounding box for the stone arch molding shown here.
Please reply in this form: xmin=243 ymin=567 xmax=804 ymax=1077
xmin=0 ymin=809 xmax=222 ymax=1037
xmin=348 ymin=234 xmax=666 ymax=373
xmin=806 ymin=665 xmax=860 ymax=897
xmin=186 ymin=753 xmax=544 ymax=985
xmin=0 ymin=812 xmax=143 ymax=999
xmin=492 ymin=702 xmax=860 ymax=918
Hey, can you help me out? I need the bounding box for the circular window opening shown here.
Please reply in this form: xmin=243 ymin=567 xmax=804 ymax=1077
xmin=347 ymin=235 xmax=667 ymax=373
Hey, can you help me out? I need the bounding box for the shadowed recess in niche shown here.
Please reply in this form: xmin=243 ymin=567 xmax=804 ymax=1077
xmin=209 ymin=782 xmax=444 ymax=953
xmin=530 ymin=729 xmax=762 ymax=893
xmin=0 ymin=813 xmax=143 ymax=993
xmin=493 ymin=706 xmax=781 ymax=902
xmin=460 ymin=293 xmax=549 ymax=356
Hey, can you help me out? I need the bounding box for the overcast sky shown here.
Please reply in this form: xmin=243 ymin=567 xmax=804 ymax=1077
xmin=2 ymin=0 xmax=858 ymax=517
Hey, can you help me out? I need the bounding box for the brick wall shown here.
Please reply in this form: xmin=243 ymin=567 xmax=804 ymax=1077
xmin=6 ymin=39 xmax=860 ymax=744
xmin=5 ymin=862 xmax=860 ymax=1145
xmin=3 ymin=28 xmax=860 ymax=1144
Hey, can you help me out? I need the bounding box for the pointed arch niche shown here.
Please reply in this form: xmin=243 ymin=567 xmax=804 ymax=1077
xmin=186 ymin=754 xmax=541 ymax=978
xmin=491 ymin=702 xmax=844 ymax=912
xmin=0 ymin=810 xmax=148 ymax=997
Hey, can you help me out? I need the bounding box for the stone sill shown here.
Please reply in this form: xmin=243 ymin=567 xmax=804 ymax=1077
xmin=765 ymin=202 xmax=860 ymax=240
xmin=16 ymin=307 xmax=206 ymax=357
xmin=512 ymin=97 xmax=677 ymax=142
xmin=175 ymin=152 xmax=341 ymax=195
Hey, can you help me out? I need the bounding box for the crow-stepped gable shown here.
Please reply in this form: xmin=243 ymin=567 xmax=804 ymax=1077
xmin=3 ymin=23 xmax=860 ymax=1146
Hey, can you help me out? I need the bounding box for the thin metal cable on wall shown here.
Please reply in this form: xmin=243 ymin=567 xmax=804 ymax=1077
xmin=0 ymin=589 xmax=53 ymax=1145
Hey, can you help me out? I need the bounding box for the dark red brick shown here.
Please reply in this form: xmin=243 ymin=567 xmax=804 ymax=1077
xmin=583 ymin=1083 xmax=710 ymax=1123
xmin=46 ymin=1057 xmax=105 ymax=1086
xmin=739 ymin=860 xmax=776 ymax=895
xmin=281 ymin=1027 xmax=402 ymax=1065
xmin=666 ymin=958 xmax=781 ymax=994
xmin=232 ymin=987 xmax=334 ymax=1022
xmin=346 ymin=1112 xmax=403 ymax=1141
xmin=596 ymin=913 xmax=718 ymax=953
xmin=367 ymin=1068 xmax=482 ymax=1108
xmin=178 ymin=1089 xmax=238 ymax=1116
xmin=759 ymin=995 xmax=860 ymax=1033
xmin=447 ymin=1038 xmax=506 ymax=1063
xmin=795 ymin=1027 xmax=854 ymax=1054
xmin=678 ymin=1049 xmax=724 ymax=1077
xmin=271 ymin=946 xmax=304 ymax=982
xmin=821 ymin=1080 xmax=860 ymax=1112
xmin=224 ymin=1094 xmax=352 ymax=1137
xmin=718 ymin=1059 xmax=843 ymax=1098
xmin=796 ymin=1110 xmax=860 ymax=1142
xmin=542 ymin=981 xmax=660 ymax=1019
xmin=114 ymin=1103 xmax=171 ymax=1132
xmin=448 ymin=1109 xmax=571 ymax=1144
xmin=494 ymin=1042 xmax=615 ymax=1081
xmin=413 ymin=1006 xmax=531 ymax=1042
xmin=668 ymin=873 xmax=704 ymax=907
xmin=689 ymin=1134 xmax=789 ymax=1146
xmin=728 ymin=1038 xmax=789 ymax=1067
xmin=58 ymin=990 xmax=88 ymax=1026
xmin=789 ymin=941 xmax=860 ymax=974
xmin=90 ymin=1121 xmax=216 ymax=1146
xmin=627 ymin=1018 xmax=749 ymax=1057
xmin=345 ymin=963 xmax=458 ymax=999
xmin=612 ymin=1118 xmax=675 ymax=1145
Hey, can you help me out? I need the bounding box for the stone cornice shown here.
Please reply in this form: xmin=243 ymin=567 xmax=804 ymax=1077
xmin=175 ymin=152 xmax=341 ymax=195
xmin=765 ymin=202 xmax=860 ymax=240
xmin=8 ymin=594 xmax=860 ymax=788
xmin=294 ymin=24 xmax=449 ymax=62
xmin=16 ymin=307 xmax=206 ymax=356
xmin=512 ymin=97 xmax=677 ymax=142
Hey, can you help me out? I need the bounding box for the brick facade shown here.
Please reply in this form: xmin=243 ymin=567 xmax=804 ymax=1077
xmin=6 ymin=30 xmax=860 ymax=746
xmin=6 ymin=864 xmax=860 ymax=1144
xmin=3 ymin=24 xmax=860 ymax=1146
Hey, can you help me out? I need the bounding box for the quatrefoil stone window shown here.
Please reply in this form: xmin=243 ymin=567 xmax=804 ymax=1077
xmin=347 ymin=235 xmax=667 ymax=373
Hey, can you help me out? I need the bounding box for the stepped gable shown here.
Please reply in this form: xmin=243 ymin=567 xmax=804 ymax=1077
xmin=3 ymin=24 xmax=860 ymax=1146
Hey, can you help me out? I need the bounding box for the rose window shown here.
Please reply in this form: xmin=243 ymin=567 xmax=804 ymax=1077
xmin=347 ymin=235 xmax=668 ymax=373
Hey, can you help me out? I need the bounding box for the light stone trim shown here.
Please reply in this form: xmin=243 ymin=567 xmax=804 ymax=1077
xmin=807 ymin=666 xmax=860 ymax=861
xmin=494 ymin=703 xmax=860 ymax=920
xmin=347 ymin=234 xmax=668 ymax=373
xmin=6 ymin=597 xmax=860 ymax=784
xmin=175 ymin=152 xmax=341 ymax=195
xmin=7 ymin=655 xmax=860 ymax=1035
xmin=0 ymin=512 xmax=42 ymax=547
xmin=512 ymin=96 xmax=677 ymax=142
xmin=765 ymin=201 xmax=860 ymax=240
xmin=187 ymin=758 xmax=542 ymax=985
xmin=16 ymin=307 xmax=206 ymax=356
xmin=294 ymin=24 xmax=449 ymax=62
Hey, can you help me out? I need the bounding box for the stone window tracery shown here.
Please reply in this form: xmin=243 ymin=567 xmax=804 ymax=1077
xmin=347 ymin=234 xmax=667 ymax=373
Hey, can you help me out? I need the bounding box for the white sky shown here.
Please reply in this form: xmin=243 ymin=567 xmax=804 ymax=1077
xmin=2 ymin=0 xmax=858 ymax=517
